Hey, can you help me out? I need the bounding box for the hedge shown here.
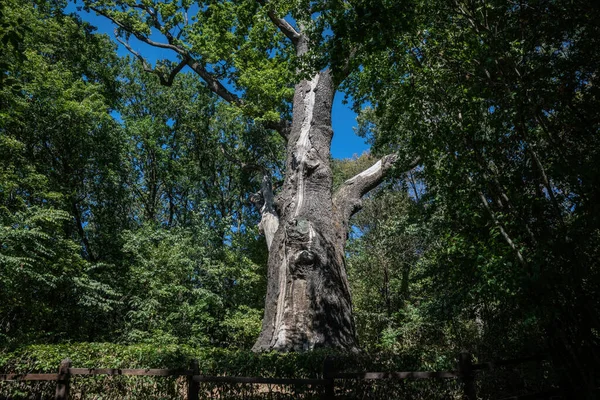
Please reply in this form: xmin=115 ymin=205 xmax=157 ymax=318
xmin=0 ymin=343 xmax=462 ymax=399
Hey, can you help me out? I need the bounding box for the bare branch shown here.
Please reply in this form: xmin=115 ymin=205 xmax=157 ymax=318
xmin=95 ymin=3 xmax=293 ymax=136
xmin=90 ymin=7 xmax=186 ymax=55
xmin=91 ymin=6 xmax=242 ymax=104
xmin=257 ymin=0 xmax=301 ymax=45
xmin=132 ymin=3 xmax=180 ymax=47
xmin=333 ymin=154 xmax=421 ymax=223
xmin=114 ymin=33 xmax=152 ymax=70
xmin=185 ymin=60 xmax=242 ymax=105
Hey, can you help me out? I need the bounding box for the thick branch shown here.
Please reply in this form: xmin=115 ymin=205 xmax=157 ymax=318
xmin=263 ymin=119 xmax=291 ymax=140
xmin=251 ymin=175 xmax=280 ymax=250
xmin=90 ymin=6 xmax=241 ymax=104
xmin=94 ymin=4 xmax=291 ymax=137
xmin=267 ymin=11 xmax=301 ymax=45
xmin=333 ymin=154 xmax=421 ymax=223
xmin=186 ymin=60 xmax=241 ymax=105
xmin=91 ymin=7 xmax=186 ymax=55
xmin=257 ymin=0 xmax=301 ymax=45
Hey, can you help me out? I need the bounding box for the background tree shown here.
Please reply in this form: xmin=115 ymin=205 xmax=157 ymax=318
xmin=0 ymin=0 xmax=125 ymax=346
xmin=1 ymin=1 xmax=269 ymax=350
xmin=346 ymin=0 xmax=600 ymax=394
xmin=116 ymin=63 xmax=271 ymax=348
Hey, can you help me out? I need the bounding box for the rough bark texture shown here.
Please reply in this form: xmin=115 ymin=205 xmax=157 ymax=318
xmin=251 ymin=36 xmax=419 ymax=350
xmin=252 ymin=69 xmax=361 ymax=351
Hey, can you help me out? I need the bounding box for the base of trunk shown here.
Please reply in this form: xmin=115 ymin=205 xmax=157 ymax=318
xmin=252 ymin=217 xmax=358 ymax=352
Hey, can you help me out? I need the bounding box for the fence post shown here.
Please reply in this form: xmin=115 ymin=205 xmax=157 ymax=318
xmin=322 ymin=356 xmax=335 ymax=400
xmin=55 ymin=358 xmax=71 ymax=400
xmin=187 ymin=359 xmax=199 ymax=400
xmin=458 ymin=352 xmax=476 ymax=400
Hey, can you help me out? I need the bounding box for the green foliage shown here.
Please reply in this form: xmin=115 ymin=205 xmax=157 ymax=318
xmin=117 ymin=223 xmax=265 ymax=348
xmin=112 ymin=64 xmax=272 ymax=349
xmin=84 ymin=0 xmax=297 ymax=121
xmin=1 ymin=1 xmax=270 ymax=352
xmin=0 ymin=0 xmax=126 ymax=348
xmin=345 ymin=0 xmax=600 ymax=394
xmin=119 ymin=62 xmax=283 ymax=234
xmin=1 ymin=0 xmax=598 ymax=397
xmin=220 ymin=306 xmax=263 ymax=349
xmin=347 ymin=188 xmax=426 ymax=353
xmin=120 ymin=224 xmax=224 ymax=346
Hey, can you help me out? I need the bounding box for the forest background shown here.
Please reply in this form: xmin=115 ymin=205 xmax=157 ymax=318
xmin=1 ymin=0 xmax=599 ymax=397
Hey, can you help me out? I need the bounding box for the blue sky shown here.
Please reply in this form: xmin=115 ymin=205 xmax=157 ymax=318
xmin=68 ymin=5 xmax=370 ymax=160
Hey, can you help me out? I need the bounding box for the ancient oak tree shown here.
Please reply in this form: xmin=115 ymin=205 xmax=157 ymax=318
xmin=85 ymin=0 xmax=416 ymax=351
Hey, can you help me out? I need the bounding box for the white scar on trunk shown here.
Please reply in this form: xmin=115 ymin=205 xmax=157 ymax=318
xmin=261 ymin=212 xmax=278 ymax=250
xmin=272 ymin=224 xmax=315 ymax=349
xmin=294 ymin=74 xmax=320 ymax=217
xmin=272 ymin=247 xmax=289 ymax=348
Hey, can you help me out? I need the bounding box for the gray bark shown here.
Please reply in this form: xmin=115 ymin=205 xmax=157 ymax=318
xmin=252 ymin=69 xmax=360 ymax=351
xmin=251 ymin=66 xmax=417 ymax=350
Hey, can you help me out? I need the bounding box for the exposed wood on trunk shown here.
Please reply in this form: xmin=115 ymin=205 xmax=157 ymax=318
xmin=91 ymin=3 xmax=407 ymax=352
xmin=254 ymin=175 xmax=279 ymax=250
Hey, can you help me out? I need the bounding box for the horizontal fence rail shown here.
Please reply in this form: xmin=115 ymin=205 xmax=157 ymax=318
xmin=191 ymin=376 xmax=326 ymax=385
xmin=0 ymin=373 xmax=59 ymax=381
xmin=472 ymin=354 xmax=547 ymax=371
xmin=68 ymin=368 xmax=191 ymax=376
xmin=332 ymin=371 xmax=461 ymax=380
xmin=0 ymin=352 xmax=554 ymax=400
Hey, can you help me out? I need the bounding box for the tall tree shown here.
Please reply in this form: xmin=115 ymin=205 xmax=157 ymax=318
xmin=83 ymin=0 xmax=418 ymax=351
xmin=115 ymin=63 xmax=271 ymax=348
xmin=0 ymin=0 xmax=125 ymax=346
xmin=348 ymin=0 xmax=600 ymax=393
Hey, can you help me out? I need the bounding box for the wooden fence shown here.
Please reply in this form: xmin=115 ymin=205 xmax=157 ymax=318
xmin=0 ymin=353 xmax=556 ymax=399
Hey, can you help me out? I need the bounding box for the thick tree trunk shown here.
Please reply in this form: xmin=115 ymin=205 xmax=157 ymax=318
xmin=251 ymin=68 xmax=419 ymax=351
xmin=252 ymin=70 xmax=359 ymax=351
